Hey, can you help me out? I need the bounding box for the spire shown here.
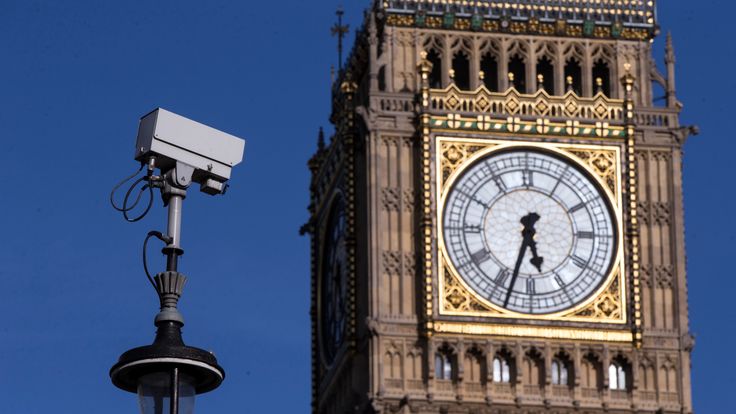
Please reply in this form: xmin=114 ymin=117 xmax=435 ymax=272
xmin=665 ymin=32 xmax=676 ymax=65
xmin=665 ymin=32 xmax=678 ymax=108
xmin=331 ymin=6 xmax=350 ymax=72
xmin=317 ymin=127 xmax=326 ymax=153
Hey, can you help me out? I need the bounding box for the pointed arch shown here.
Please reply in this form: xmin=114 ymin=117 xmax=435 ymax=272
xmin=609 ymin=354 xmax=632 ymax=391
xmin=423 ymin=36 xmax=444 ymax=89
xmin=551 ymin=350 xmax=573 ymax=387
xmin=492 ymin=347 xmax=515 ymax=384
xmin=507 ymin=41 xmax=529 ymax=92
xmin=479 ymin=39 xmax=501 ymax=92
xmin=523 ymin=348 xmax=545 ymax=387
xmin=581 ymin=352 xmax=603 ymax=390
xmin=434 ymin=342 xmax=456 ymax=381
xmin=464 ymin=345 xmax=487 ymax=384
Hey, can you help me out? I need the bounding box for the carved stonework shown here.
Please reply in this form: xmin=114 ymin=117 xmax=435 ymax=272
xmin=655 ymin=265 xmax=674 ymax=288
xmin=403 ymin=252 xmax=416 ymax=277
xmin=383 ymin=251 xmax=403 ymax=276
xmin=638 ymin=201 xmax=651 ymax=225
xmin=653 ymin=202 xmax=671 ymax=226
xmin=382 ymin=250 xmax=417 ymax=278
xmin=641 ymin=264 xmax=653 ymax=288
xmin=382 ymin=187 xmax=401 ymax=211
xmin=402 ymin=189 xmax=415 ymax=212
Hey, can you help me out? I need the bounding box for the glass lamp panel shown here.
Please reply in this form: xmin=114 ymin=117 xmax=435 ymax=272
xmin=138 ymin=372 xmax=196 ymax=414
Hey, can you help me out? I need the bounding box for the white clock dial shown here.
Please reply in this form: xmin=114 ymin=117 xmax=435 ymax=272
xmin=442 ymin=149 xmax=617 ymax=315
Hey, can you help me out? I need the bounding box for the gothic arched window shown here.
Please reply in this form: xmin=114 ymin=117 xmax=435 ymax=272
xmin=427 ymin=49 xmax=442 ymax=89
xmin=581 ymin=353 xmax=603 ymax=390
xmin=609 ymin=358 xmax=630 ymax=391
xmin=524 ymin=349 xmax=544 ymax=386
xmin=480 ymin=53 xmax=498 ymax=91
xmin=564 ymin=58 xmax=583 ymax=96
xmin=435 ymin=351 xmax=453 ymax=380
xmin=551 ymin=356 xmax=571 ymax=386
xmin=452 ymin=50 xmax=471 ymax=90
xmin=464 ymin=348 xmax=487 ymax=383
xmin=592 ymin=59 xmax=611 ymax=97
xmin=493 ymin=355 xmax=512 ymax=383
xmin=508 ymin=55 xmax=527 ymax=93
xmin=536 ymin=56 xmax=554 ymax=93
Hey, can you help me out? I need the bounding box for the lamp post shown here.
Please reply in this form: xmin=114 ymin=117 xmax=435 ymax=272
xmin=109 ymin=108 xmax=245 ymax=414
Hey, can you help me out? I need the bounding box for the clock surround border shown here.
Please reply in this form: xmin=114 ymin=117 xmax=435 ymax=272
xmin=433 ymin=136 xmax=629 ymax=328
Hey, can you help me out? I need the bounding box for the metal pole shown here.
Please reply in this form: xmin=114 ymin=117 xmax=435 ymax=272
xmin=166 ymin=195 xmax=183 ymax=272
xmin=170 ymin=367 xmax=179 ymax=414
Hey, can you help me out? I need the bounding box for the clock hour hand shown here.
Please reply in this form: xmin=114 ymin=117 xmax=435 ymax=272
xmin=503 ymin=213 xmax=543 ymax=308
xmin=528 ymin=240 xmax=543 ymax=273
xmin=521 ymin=213 xmax=543 ymax=272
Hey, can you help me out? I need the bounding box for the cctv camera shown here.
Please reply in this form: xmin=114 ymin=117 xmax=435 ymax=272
xmin=135 ymin=108 xmax=245 ymax=192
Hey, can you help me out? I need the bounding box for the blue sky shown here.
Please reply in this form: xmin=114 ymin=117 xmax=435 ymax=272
xmin=0 ymin=0 xmax=732 ymax=412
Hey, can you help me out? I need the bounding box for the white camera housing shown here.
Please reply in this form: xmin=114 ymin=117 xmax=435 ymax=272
xmin=135 ymin=108 xmax=245 ymax=186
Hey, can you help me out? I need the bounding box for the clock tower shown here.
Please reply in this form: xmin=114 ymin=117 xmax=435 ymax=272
xmin=305 ymin=1 xmax=696 ymax=413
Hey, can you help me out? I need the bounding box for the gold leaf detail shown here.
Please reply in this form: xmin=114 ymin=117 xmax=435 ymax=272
xmin=443 ymin=265 xmax=499 ymax=313
xmin=568 ymin=271 xmax=622 ymax=321
xmin=441 ymin=142 xmax=487 ymax=185
xmin=567 ymin=149 xmax=617 ymax=195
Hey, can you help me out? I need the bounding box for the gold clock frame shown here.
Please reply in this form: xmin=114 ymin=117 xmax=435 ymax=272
xmin=435 ymin=137 xmax=628 ymax=328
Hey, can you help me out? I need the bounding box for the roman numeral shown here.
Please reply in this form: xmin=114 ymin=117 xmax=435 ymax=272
xmin=554 ymin=274 xmax=566 ymax=288
xmin=577 ymin=231 xmax=595 ymax=239
xmin=495 ymin=269 xmax=509 ymax=286
xmin=494 ymin=177 xmax=507 ymax=193
xmin=571 ymin=255 xmax=587 ymax=269
xmin=471 ymin=249 xmax=491 ymax=264
xmin=527 ymin=279 xmax=536 ymax=295
xmin=523 ymin=170 xmax=534 ymax=188
xmin=568 ymin=203 xmax=586 ymax=213
xmin=464 ymin=224 xmax=482 ymax=233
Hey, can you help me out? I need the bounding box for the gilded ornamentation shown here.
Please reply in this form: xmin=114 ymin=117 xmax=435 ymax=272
xmin=440 ymin=142 xmax=488 ymax=185
xmin=434 ymin=322 xmax=633 ymax=343
xmin=437 ymin=138 xmax=626 ymax=325
xmin=569 ymin=273 xmax=623 ymax=321
xmin=443 ymin=264 xmax=500 ymax=313
xmin=567 ymin=149 xmax=618 ymax=196
xmin=383 ymin=1 xmax=655 ymax=41
xmin=428 ymin=85 xmax=626 ymax=130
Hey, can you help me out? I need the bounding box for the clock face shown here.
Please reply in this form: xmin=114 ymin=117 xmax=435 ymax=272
xmin=442 ymin=149 xmax=617 ymax=315
xmin=320 ymin=198 xmax=348 ymax=364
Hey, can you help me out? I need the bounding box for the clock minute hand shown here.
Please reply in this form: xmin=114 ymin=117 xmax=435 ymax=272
xmin=503 ymin=236 xmax=531 ymax=308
